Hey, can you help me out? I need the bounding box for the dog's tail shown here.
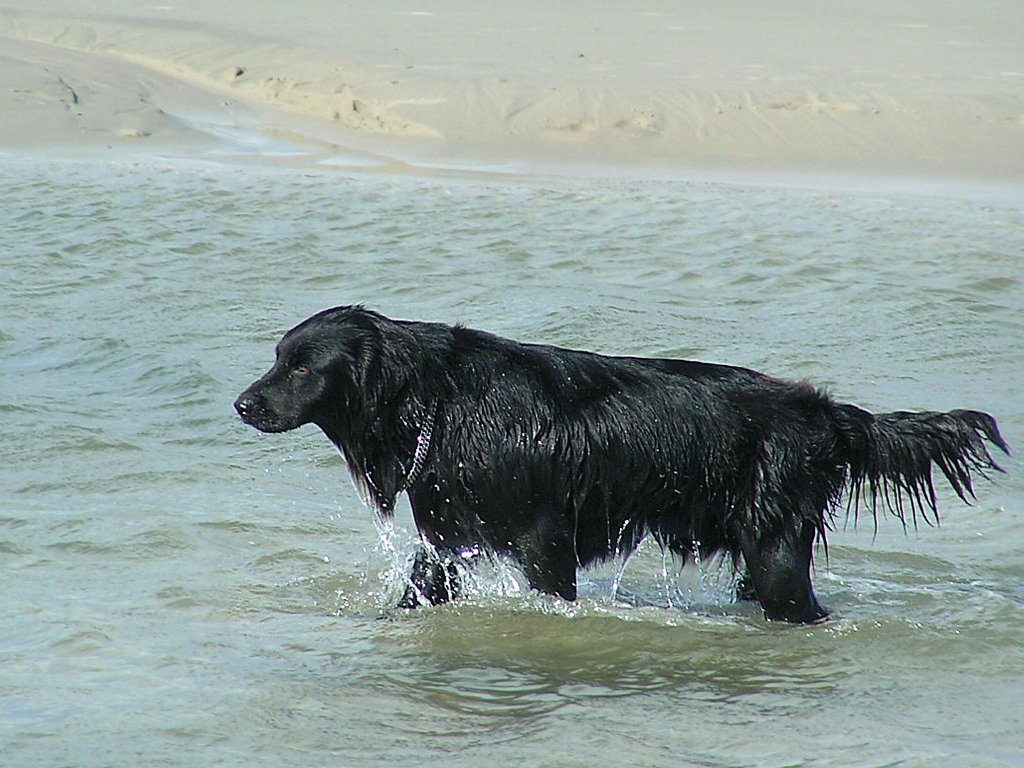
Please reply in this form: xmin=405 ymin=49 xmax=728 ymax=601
xmin=833 ymin=404 xmax=1009 ymax=530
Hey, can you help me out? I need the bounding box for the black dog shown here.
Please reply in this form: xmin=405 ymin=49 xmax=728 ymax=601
xmin=235 ymin=306 xmax=1008 ymax=623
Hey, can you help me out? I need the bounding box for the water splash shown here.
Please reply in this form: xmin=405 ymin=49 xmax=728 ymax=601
xmin=364 ymin=518 xmax=744 ymax=617
xmin=367 ymin=516 xmax=529 ymax=607
xmin=609 ymin=549 xmax=633 ymax=602
xmin=369 ymin=515 xmax=417 ymax=603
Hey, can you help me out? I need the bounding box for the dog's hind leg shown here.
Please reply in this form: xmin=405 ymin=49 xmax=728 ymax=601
xmin=517 ymin=510 xmax=578 ymax=601
xmin=737 ymin=519 xmax=828 ymax=624
xmin=397 ymin=546 xmax=461 ymax=609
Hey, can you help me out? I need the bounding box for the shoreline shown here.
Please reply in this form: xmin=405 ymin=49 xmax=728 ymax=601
xmin=2 ymin=3 xmax=1022 ymax=192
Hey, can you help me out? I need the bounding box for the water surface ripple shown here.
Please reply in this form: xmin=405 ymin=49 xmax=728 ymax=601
xmin=1 ymin=160 xmax=1022 ymax=767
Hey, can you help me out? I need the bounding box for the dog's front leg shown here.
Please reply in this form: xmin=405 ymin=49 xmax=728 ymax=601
xmin=397 ymin=546 xmax=460 ymax=609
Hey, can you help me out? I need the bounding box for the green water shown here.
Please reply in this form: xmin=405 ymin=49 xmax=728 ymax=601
xmin=1 ymin=159 xmax=1021 ymax=767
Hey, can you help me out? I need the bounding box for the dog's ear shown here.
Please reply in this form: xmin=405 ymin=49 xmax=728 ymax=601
xmin=347 ymin=315 xmax=417 ymax=406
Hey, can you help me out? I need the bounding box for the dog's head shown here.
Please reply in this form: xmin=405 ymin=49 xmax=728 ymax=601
xmin=234 ymin=305 xmax=395 ymax=434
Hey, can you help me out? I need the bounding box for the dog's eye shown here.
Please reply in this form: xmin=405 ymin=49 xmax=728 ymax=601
xmin=293 ymin=364 xmax=310 ymax=376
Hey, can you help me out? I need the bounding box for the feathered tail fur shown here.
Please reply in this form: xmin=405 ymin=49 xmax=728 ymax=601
xmin=834 ymin=405 xmax=1009 ymax=531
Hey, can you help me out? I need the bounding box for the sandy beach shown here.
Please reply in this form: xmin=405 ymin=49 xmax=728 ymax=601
xmin=2 ymin=1 xmax=1022 ymax=182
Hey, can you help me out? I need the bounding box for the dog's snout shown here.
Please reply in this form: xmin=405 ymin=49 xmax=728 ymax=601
xmin=234 ymin=387 xmax=286 ymax=432
xmin=234 ymin=393 xmax=255 ymax=418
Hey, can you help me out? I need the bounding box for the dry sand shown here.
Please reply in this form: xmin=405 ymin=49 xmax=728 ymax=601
xmin=2 ymin=1 xmax=1022 ymax=182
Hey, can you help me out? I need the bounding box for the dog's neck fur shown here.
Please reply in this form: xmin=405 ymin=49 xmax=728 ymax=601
xmin=320 ymin=395 xmax=435 ymax=517
xmin=314 ymin=313 xmax=448 ymax=516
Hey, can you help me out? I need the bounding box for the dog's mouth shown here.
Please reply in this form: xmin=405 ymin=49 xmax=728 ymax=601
xmin=239 ymin=414 xmax=290 ymax=433
xmin=234 ymin=395 xmax=290 ymax=433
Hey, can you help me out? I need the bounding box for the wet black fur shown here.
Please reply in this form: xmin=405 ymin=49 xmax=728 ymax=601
xmin=235 ymin=306 xmax=1008 ymax=623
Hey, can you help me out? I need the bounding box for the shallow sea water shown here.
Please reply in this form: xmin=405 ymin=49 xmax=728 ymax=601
xmin=1 ymin=156 xmax=1022 ymax=767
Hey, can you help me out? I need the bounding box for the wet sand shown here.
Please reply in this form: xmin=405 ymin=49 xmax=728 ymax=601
xmin=2 ymin=2 xmax=1022 ymax=182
